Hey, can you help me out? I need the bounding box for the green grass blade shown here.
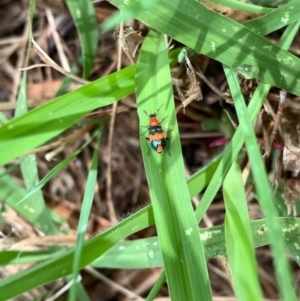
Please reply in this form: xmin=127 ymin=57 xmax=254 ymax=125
xmin=65 ymin=0 xmax=98 ymax=78
xmin=145 ymin=272 xmax=166 ymax=301
xmin=0 ymin=251 xmax=52 ymax=265
xmin=91 ymin=217 xmax=300 ymax=269
xmin=192 ymin=20 xmax=298 ymax=299
xmin=10 ymin=0 xmax=56 ymax=235
xmin=224 ymin=162 xmax=262 ymax=300
xmin=15 ymin=78 xmax=56 ymax=235
xmin=136 ymin=30 xmax=211 ymax=300
xmin=1 ymin=199 xmax=299 ymax=300
xmin=69 ymin=132 xmax=101 ymax=301
xmin=1 ymin=217 xmax=299 ymax=268
xmin=194 ymin=83 xmax=270 ymax=221
xmin=108 ymin=0 xmax=300 ymax=95
xmin=0 ymin=65 xmax=135 ymax=166
xmin=223 ymin=65 xmax=296 ymax=301
xmin=245 ymin=0 xmax=300 ymax=36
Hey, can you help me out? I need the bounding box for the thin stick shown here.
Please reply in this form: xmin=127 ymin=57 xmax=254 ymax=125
xmin=106 ymin=25 xmax=125 ymax=223
xmin=45 ymin=8 xmax=70 ymax=72
xmin=270 ymin=89 xmax=286 ymax=146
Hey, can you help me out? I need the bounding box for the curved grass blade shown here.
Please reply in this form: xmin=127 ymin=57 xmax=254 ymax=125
xmin=65 ymin=0 xmax=98 ymax=78
xmin=1 ymin=217 xmax=299 ymax=268
xmin=0 ymin=251 xmax=52 ymax=265
xmin=224 ymin=161 xmax=262 ymax=300
xmin=69 ymin=132 xmax=101 ymax=301
xmin=11 ymin=0 xmax=57 ymax=235
xmin=91 ymin=217 xmax=300 ymax=269
xmin=245 ymin=0 xmax=300 ymax=36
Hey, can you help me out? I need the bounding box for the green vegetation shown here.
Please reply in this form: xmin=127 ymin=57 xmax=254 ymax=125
xmin=1 ymin=0 xmax=300 ymax=300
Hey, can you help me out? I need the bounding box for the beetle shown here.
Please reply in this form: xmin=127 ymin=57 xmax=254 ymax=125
xmin=146 ymin=126 xmax=168 ymax=154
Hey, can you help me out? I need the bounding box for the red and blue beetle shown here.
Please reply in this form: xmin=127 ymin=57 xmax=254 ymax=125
xmin=142 ymin=105 xmax=169 ymax=154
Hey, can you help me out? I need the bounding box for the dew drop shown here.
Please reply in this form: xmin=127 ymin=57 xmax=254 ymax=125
xmin=147 ymin=250 xmax=155 ymax=259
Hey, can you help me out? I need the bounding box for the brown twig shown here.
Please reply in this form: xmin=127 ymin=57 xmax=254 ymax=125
xmin=270 ymin=89 xmax=286 ymax=146
xmin=105 ymin=24 xmax=125 ymax=223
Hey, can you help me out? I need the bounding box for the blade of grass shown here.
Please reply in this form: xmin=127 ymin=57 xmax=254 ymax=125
xmin=244 ymin=0 xmax=300 ymax=36
xmin=187 ymin=152 xmax=222 ymax=197
xmin=194 ymin=84 xmax=269 ymax=220
xmin=91 ymin=217 xmax=300 ymax=269
xmin=0 ymin=251 xmax=52 ymax=265
xmin=69 ymin=130 xmax=101 ymax=301
xmin=65 ymin=0 xmax=97 ymax=78
xmin=16 ymin=76 xmax=57 ymax=234
xmin=223 ymin=64 xmax=296 ymax=301
xmin=1 ymin=217 xmax=299 ymax=267
xmin=224 ymin=161 xmax=262 ymax=300
xmin=136 ymin=30 xmax=211 ymax=300
xmin=8 ymin=0 xmax=56 ymax=235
